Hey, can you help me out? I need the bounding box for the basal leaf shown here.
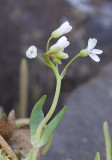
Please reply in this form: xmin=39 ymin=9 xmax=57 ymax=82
xmin=38 ymin=106 xmax=67 ymax=147
xmin=30 ymin=95 xmax=46 ymax=143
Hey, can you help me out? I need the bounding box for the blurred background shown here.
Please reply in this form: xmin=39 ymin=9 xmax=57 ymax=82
xmin=0 ymin=0 xmax=112 ymax=160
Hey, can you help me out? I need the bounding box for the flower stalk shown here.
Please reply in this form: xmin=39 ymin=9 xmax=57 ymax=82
xmin=46 ymin=36 xmax=52 ymax=52
xmin=30 ymin=58 xmax=61 ymax=160
xmin=61 ymin=53 xmax=80 ymax=78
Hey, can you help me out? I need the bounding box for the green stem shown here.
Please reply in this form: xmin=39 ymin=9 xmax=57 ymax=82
xmin=36 ymin=56 xmax=49 ymax=67
xmin=31 ymin=59 xmax=61 ymax=160
xmin=41 ymin=74 xmax=61 ymax=125
xmin=43 ymin=54 xmax=59 ymax=77
xmin=36 ymin=68 xmax=61 ymax=138
xmin=29 ymin=147 xmax=39 ymax=160
xmin=61 ymin=53 xmax=80 ymax=78
xmin=46 ymin=36 xmax=52 ymax=52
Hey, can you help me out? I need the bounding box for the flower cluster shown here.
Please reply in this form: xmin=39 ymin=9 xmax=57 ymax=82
xmin=26 ymin=21 xmax=103 ymax=63
xmin=49 ymin=36 xmax=69 ymax=64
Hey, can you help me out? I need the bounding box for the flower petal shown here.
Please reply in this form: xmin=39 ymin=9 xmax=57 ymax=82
xmin=89 ymin=53 xmax=100 ymax=62
xmin=56 ymin=36 xmax=70 ymax=49
xmin=91 ymin=49 xmax=103 ymax=54
xmin=26 ymin=46 xmax=37 ymax=58
xmin=49 ymin=36 xmax=70 ymax=53
xmin=58 ymin=21 xmax=72 ymax=35
xmin=87 ymin=38 xmax=97 ymax=50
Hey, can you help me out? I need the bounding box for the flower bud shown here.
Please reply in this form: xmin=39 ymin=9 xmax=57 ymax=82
xmin=52 ymin=21 xmax=72 ymax=38
xmin=55 ymin=51 xmax=68 ymax=59
xmin=52 ymin=55 xmax=62 ymax=65
xmin=49 ymin=36 xmax=70 ymax=53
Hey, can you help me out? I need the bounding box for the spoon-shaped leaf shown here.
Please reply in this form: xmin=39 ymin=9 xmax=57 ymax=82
xmin=30 ymin=95 xmax=46 ymax=144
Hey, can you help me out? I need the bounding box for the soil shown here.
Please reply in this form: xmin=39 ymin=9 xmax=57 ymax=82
xmin=11 ymin=128 xmax=32 ymax=157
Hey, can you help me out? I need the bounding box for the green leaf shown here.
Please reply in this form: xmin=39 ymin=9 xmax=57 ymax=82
xmin=38 ymin=106 xmax=67 ymax=147
xmin=94 ymin=152 xmax=100 ymax=160
xmin=30 ymin=95 xmax=46 ymax=144
xmin=42 ymin=135 xmax=53 ymax=155
xmin=103 ymin=121 xmax=111 ymax=160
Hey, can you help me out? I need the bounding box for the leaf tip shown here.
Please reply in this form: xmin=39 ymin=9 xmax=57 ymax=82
xmin=64 ymin=106 xmax=67 ymax=111
xmin=103 ymin=121 xmax=108 ymax=130
xmin=94 ymin=152 xmax=100 ymax=160
xmin=103 ymin=121 xmax=108 ymax=126
xmin=96 ymin=152 xmax=100 ymax=155
xmin=43 ymin=95 xmax=47 ymax=100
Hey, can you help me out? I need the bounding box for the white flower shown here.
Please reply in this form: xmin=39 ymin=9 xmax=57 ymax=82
xmin=50 ymin=36 xmax=70 ymax=53
xmin=87 ymin=38 xmax=103 ymax=62
xmin=26 ymin=46 xmax=37 ymax=59
xmin=52 ymin=21 xmax=72 ymax=38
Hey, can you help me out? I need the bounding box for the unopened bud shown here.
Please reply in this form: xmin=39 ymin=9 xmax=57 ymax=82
xmin=55 ymin=51 xmax=68 ymax=59
xmin=52 ymin=21 xmax=72 ymax=38
xmin=52 ymin=55 xmax=62 ymax=65
xmin=49 ymin=36 xmax=70 ymax=53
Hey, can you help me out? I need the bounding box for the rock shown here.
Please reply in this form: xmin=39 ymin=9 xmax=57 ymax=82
xmin=41 ymin=63 xmax=112 ymax=160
